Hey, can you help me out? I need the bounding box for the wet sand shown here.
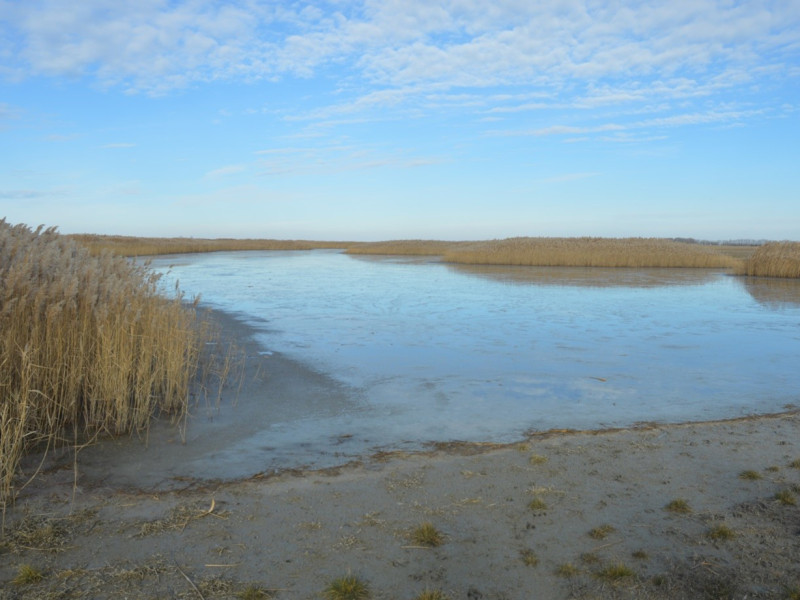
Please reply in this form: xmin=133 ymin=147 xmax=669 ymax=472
xmin=1 ymin=310 xmax=799 ymax=599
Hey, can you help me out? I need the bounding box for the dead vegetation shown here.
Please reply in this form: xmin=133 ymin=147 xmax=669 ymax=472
xmin=442 ymin=237 xmax=741 ymax=269
xmin=740 ymin=241 xmax=800 ymax=278
xmin=67 ymin=233 xmax=350 ymax=257
xmin=0 ymin=220 xmax=233 ymax=506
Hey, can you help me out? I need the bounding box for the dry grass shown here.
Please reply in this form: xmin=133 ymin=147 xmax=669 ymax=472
xmin=0 ymin=220 xmax=230 ymax=505
xmin=410 ymin=522 xmax=444 ymax=547
xmin=442 ymin=237 xmax=742 ymax=268
xmin=68 ymin=234 xmax=351 ymax=257
xmin=740 ymin=242 xmax=800 ymax=278
xmin=345 ymin=240 xmax=465 ymax=256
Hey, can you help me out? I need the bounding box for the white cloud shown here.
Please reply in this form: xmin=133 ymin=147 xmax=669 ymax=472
xmin=3 ymin=0 xmax=797 ymax=96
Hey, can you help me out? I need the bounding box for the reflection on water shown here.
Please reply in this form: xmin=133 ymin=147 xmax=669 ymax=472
xmin=448 ymin=263 xmax=719 ymax=288
xmin=144 ymin=250 xmax=800 ymax=473
xmin=742 ymin=276 xmax=800 ymax=309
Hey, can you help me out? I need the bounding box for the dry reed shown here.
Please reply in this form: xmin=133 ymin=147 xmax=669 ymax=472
xmin=441 ymin=237 xmax=742 ymax=269
xmin=67 ymin=234 xmax=351 ymax=257
xmin=1 ymin=220 xmax=226 ymax=505
xmin=740 ymin=242 xmax=800 ymax=278
xmin=345 ymin=240 xmax=466 ymax=256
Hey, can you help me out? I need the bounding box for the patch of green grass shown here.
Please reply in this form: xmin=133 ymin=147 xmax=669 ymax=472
xmin=631 ymin=549 xmax=649 ymax=560
xmin=555 ymin=563 xmax=579 ymax=578
xmin=528 ymin=497 xmax=548 ymax=511
xmin=738 ymin=470 xmax=762 ymax=480
xmin=13 ymin=564 xmax=44 ymax=585
xmin=520 ymin=549 xmax=539 ymax=567
xmin=415 ymin=590 xmax=450 ymax=600
xmin=529 ymin=454 xmax=548 ymax=465
xmin=411 ymin=522 xmax=444 ymax=547
xmin=595 ymin=562 xmax=635 ymax=581
xmin=323 ymin=575 xmax=370 ymax=600
xmin=707 ymin=524 xmax=736 ymax=541
xmin=775 ymin=489 xmax=797 ymax=505
xmin=766 ymin=465 xmax=781 ymax=473
xmin=665 ymin=498 xmax=691 ymax=513
xmin=588 ymin=524 xmax=616 ymax=539
xmin=789 ymin=458 xmax=800 ymax=469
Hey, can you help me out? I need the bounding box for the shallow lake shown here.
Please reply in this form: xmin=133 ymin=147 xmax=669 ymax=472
xmin=140 ymin=249 xmax=800 ymax=470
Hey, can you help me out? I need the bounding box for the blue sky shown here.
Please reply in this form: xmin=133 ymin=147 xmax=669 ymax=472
xmin=1 ymin=1 xmax=799 ymax=241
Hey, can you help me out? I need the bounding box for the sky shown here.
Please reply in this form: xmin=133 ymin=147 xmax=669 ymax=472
xmin=1 ymin=1 xmax=799 ymax=241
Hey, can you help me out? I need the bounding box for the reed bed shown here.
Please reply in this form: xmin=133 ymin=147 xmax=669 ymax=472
xmin=345 ymin=240 xmax=466 ymax=256
xmin=441 ymin=237 xmax=742 ymax=269
xmin=67 ymin=234 xmax=351 ymax=257
xmin=740 ymin=242 xmax=800 ymax=278
xmin=1 ymin=220 xmax=226 ymax=505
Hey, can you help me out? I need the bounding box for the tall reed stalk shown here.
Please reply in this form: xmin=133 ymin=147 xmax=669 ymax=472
xmin=0 ymin=220 xmax=223 ymax=505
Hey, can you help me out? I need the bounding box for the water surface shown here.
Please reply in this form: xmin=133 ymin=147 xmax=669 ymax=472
xmin=133 ymin=249 xmax=800 ymax=478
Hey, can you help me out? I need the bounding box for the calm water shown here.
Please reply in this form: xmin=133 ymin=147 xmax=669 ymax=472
xmin=146 ymin=250 xmax=800 ymax=461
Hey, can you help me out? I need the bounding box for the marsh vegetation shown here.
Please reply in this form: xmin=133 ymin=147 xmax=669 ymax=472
xmin=0 ymin=220 xmax=230 ymax=505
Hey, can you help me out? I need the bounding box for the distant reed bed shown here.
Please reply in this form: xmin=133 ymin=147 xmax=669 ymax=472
xmin=441 ymin=237 xmax=742 ymax=269
xmin=345 ymin=240 xmax=467 ymax=256
xmin=1 ymin=221 xmax=228 ymax=504
xmin=740 ymin=242 xmax=800 ymax=278
xmin=68 ymin=234 xmax=351 ymax=257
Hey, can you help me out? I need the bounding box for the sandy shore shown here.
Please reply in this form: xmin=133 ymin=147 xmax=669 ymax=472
xmin=1 ymin=311 xmax=799 ymax=599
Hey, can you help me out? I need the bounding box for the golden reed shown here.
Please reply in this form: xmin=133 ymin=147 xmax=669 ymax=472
xmin=1 ymin=220 xmax=227 ymax=505
xmin=740 ymin=242 xmax=800 ymax=278
xmin=68 ymin=234 xmax=350 ymax=257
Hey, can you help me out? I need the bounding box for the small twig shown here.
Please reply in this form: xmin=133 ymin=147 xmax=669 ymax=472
xmin=174 ymin=560 xmax=205 ymax=600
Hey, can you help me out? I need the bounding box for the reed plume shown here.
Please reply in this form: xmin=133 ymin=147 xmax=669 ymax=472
xmin=1 ymin=220 xmax=225 ymax=504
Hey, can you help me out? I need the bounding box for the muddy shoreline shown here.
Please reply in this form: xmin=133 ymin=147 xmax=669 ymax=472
xmin=2 ymin=308 xmax=799 ymax=599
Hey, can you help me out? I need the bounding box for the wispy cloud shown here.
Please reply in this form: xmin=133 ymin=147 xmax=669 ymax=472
xmin=3 ymin=1 xmax=797 ymax=101
xmin=204 ymin=164 xmax=246 ymax=179
xmin=255 ymin=143 xmax=445 ymax=176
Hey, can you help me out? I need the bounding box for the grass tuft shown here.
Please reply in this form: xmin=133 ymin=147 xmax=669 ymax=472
xmin=410 ymin=522 xmax=444 ymax=547
xmin=588 ymin=524 xmax=616 ymax=539
xmin=237 ymin=585 xmax=273 ymax=600
xmin=738 ymin=470 xmax=762 ymax=480
xmin=707 ymin=524 xmax=736 ymax=541
xmin=775 ymin=490 xmax=797 ymax=505
xmin=323 ymin=574 xmax=370 ymax=600
xmin=595 ymin=562 xmax=635 ymax=581
xmin=555 ymin=563 xmax=579 ymax=577
xmin=528 ymin=453 xmax=548 ymax=465
xmin=520 ymin=549 xmax=539 ymax=567
xmin=13 ymin=564 xmax=44 ymax=585
xmin=528 ymin=497 xmax=548 ymax=511
xmin=789 ymin=458 xmax=800 ymax=469
xmin=665 ymin=498 xmax=692 ymax=513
